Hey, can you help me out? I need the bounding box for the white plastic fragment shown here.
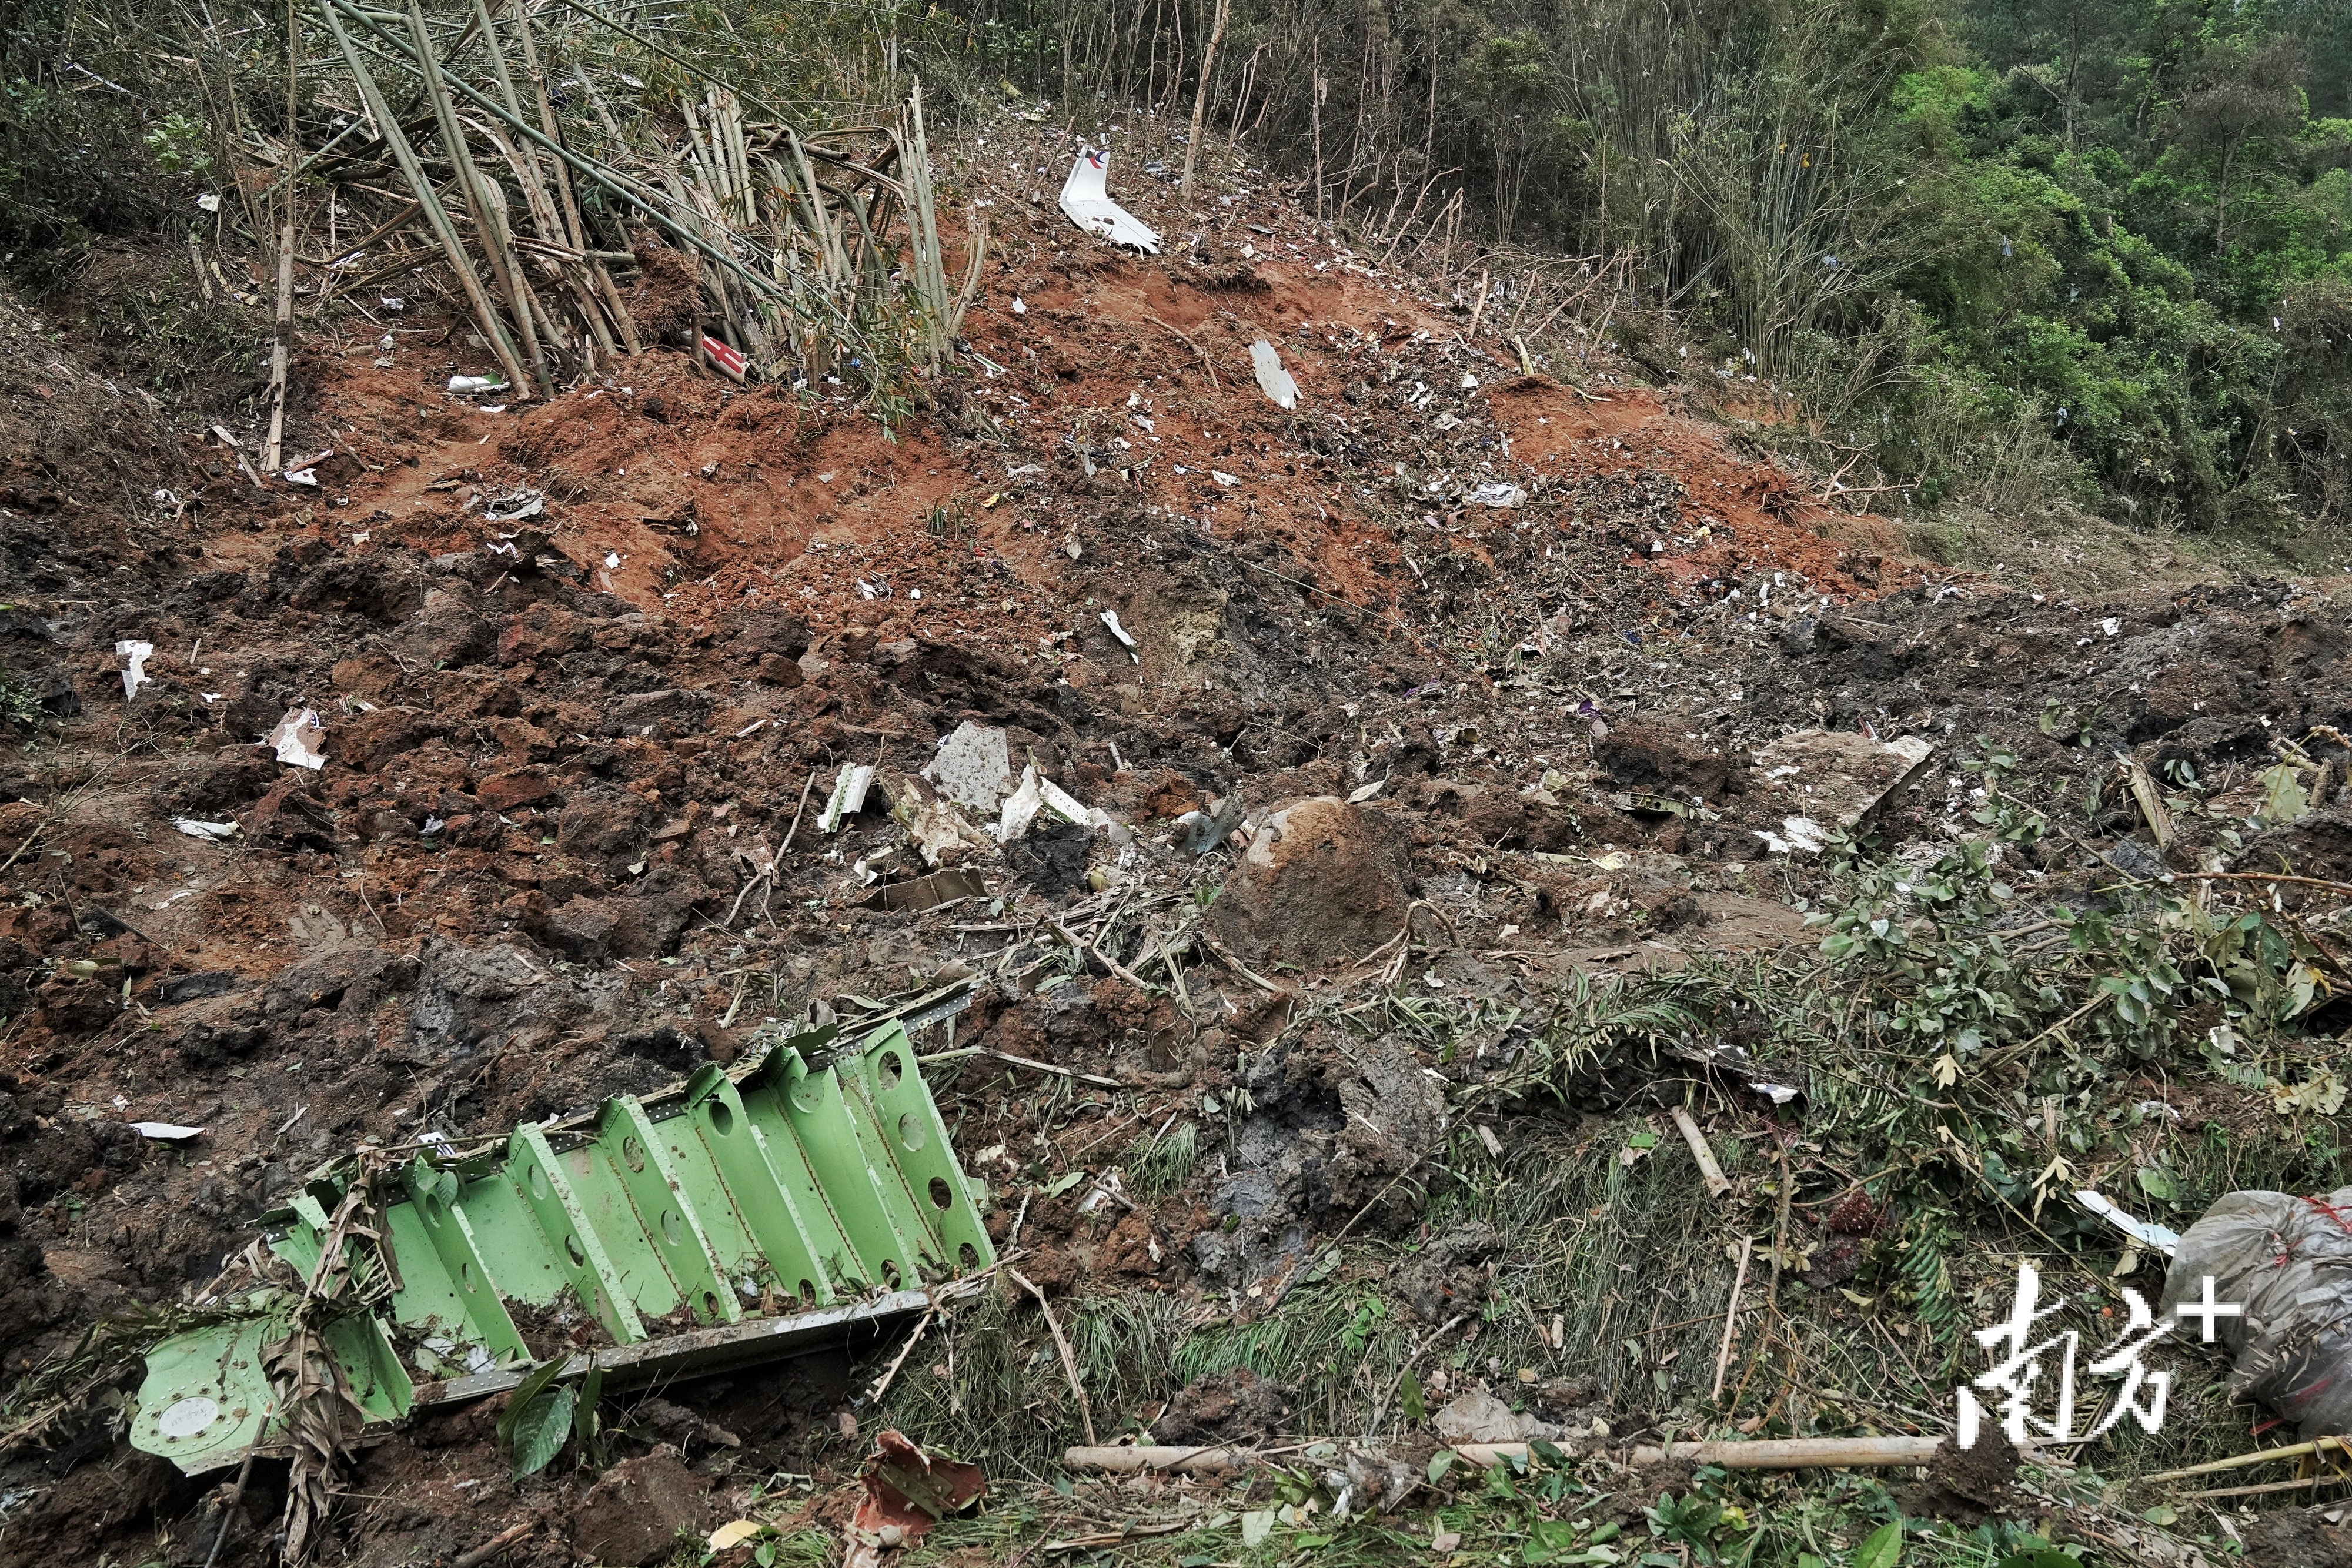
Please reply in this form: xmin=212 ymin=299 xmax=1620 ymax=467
xmin=282 ymin=467 xmax=319 ymax=486
xmin=1211 ymin=470 xmax=1240 ymax=487
xmin=116 ymin=640 xmax=154 ymax=701
xmin=1100 ymin=609 xmax=1139 ymax=662
xmin=1249 ymin=339 xmax=1299 ymax=409
xmin=266 ymin=707 xmax=328 ymax=770
xmin=1472 ymin=480 xmax=1526 ymax=508
xmin=129 ymin=1122 xmax=205 ymax=1141
xmin=1058 ymin=148 xmax=1160 ymax=253
xmin=173 ymin=818 xmax=239 ymax=841
xmin=447 ymin=375 xmax=506 ymax=394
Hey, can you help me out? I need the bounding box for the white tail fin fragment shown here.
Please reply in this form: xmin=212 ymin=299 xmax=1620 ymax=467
xmin=1059 ymin=148 xmax=1160 ymax=254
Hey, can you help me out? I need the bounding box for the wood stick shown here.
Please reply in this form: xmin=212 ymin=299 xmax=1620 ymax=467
xmin=1051 ymin=920 xmax=1158 ymax=993
xmin=987 ymin=1049 xmax=1122 ymax=1090
xmin=322 ymin=2 xmax=530 ymax=394
xmin=1711 ymin=1235 xmax=1753 ymax=1403
xmin=1067 ymin=1435 xmax=1988 ymax=1475
xmin=450 ymin=1522 xmax=532 ymax=1568
xmin=778 ymin=769 xmax=818 ymax=855
xmin=1010 ymin=1268 xmax=1096 ymax=1447
xmin=1671 ymin=1106 xmax=1731 ymax=1198
xmin=2182 ymin=1473 xmax=2352 ymax=1502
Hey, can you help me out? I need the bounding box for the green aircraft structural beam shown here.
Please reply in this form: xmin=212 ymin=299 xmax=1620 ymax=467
xmin=131 ymin=1018 xmax=992 ymax=1473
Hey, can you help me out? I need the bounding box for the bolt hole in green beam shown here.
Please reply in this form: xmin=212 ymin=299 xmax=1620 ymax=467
xmin=132 ymin=1018 xmax=994 ymax=1473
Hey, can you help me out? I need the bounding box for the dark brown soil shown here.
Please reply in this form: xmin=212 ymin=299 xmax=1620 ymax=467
xmin=1896 ymin=1432 xmax=2027 ymax=1526
xmin=1149 ymin=1366 xmax=1293 ymax=1445
xmin=2244 ymin=1505 xmax=2352 ymax=1568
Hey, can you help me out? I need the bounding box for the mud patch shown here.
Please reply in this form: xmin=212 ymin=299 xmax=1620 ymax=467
xmin=1149 ymin=1367 xmax=1292 ymax=1445
xmin=1895 ymin=1432 xmax=2025 ymax=1525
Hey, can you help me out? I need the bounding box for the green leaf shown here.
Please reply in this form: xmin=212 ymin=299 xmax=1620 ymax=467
xmin=1399 ymin=1368 xmax=1426 ymax=1422
xmin=495 ymin=1359 xmax=568 ymax=1453
xmin=573 ymin=1364 xmax=603 ymax=1446
xmin=1853 ymin=1521 xmax=1903 ymax=1568
xmin=1240 ymin=1510 xmax=1274 ymax=1547
xmin=1428 ymin=1450 xmax=1456 ymax=1485
xmin=1992 ymin=1554 xmax=2080 ymax=1568
xmin=510 ymin=1385 xmax=574 ymax=1476
xmin=2136 ymin=1164 xmax=2178 ymax=1201
xmin=1040 ymin=1171 xmax=1085 ymax=1199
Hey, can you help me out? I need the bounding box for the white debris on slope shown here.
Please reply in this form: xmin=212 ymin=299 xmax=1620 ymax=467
xmin=1058 ymin=148 xmax=1160 ymax=254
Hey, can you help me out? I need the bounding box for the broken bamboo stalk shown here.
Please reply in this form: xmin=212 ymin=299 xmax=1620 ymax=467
xmin=406 ymin=0 xmax=548 ymax=396
xmin=261 ymin=0 xmax=300 ymax=476
xmin=1471 ymin=1435 xmax=1953 ymax=1470
xmin=471 ymin=0 xmax=608 ymax=361
xmin=506 ymin=0 xmax=637 ymax=353
xmin=323 ymin=1 xmax=530 ymax=394
xmin=2140 ymin=1433 xmax=2352 ymax=1485
xmin=333 ymin=0 xmax=778 ymax=319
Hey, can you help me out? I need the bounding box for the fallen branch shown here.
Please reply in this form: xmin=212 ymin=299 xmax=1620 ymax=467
xmin=1064 ymin=1434 xmax=1985 ymax=1475
xmin=451 ymin=1523 xmax=533 ymax=1568
xmin=1710 ymin=1235 xmax=1753 ymax=1403
xmin=1671 ymin=1106 xmax=1731 ymax=1198
xmin=1010 ymin=1268 xmax=1095 ymax=1447
xmin=986 ymin=1048 xmax=1122 ymax=1089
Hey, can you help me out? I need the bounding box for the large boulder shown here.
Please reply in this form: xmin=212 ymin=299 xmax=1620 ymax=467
xmin=1211 ymin=797 xmax=1411 ymax=970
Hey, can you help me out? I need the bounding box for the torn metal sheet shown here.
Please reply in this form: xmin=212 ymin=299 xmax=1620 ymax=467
xmin=2074 ymin=1189 xmax=2181 ymax=1256
xmin=857 ymin=867 xmax=989 ymax=912
xmin=265 ymin=707 xmax=326 ymax=770
xmin=820 ymin=761 xmax=877 ymax=832
xmin=1748 ymin=730 xmax=1934 ymax=854
xmin=1058 ymin=147 xmax=1159 ymax=253
xmin=923 ymin=721 xmax=1015 ymax=812
xmin=1250 ymin=340 xmax=1299 ymax=410
xmin=116 ymin=640 xmax=154 ymax=702
xmin=130 ymin=1022 xmax=995 ymax=1474
xmin=886 ymin=773 xmax=995 ymax=867
xmin=846 ymin=1429 xmax=986 ymax=1568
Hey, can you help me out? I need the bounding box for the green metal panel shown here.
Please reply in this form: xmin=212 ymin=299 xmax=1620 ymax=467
xmin=129 ymin=1019 xmax=993 ymax=1473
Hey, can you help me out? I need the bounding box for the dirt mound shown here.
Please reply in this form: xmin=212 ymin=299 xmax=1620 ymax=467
xmin=1212 ymin=797 xmax=1414 ymax=969
xmin=1896 ymin=1433 xmax=2027 ymax=1526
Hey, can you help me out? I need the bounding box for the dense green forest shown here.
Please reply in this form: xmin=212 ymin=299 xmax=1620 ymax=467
xmin=6 ymin=0 xmax=2349 ymax=546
